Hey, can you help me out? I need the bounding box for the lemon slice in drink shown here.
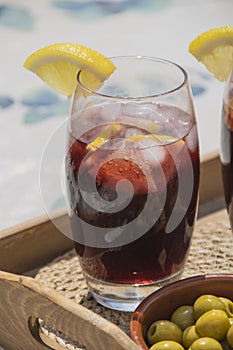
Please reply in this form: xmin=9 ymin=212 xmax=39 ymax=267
xmin=23 ymin=43 xmax=116 ymax=97
xmin=125 ymin=134 xmax=179 ymax=144
xmin=125 ymin=134 xmax=185 ymax=155
xmin=189 ymin=26 xmax=233 ymax=81
xmin=87 ymin=123 xmax=122 ymax=151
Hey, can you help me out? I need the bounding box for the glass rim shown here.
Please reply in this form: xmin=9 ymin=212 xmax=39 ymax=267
xmin=76 ymin=55 xmax=189 ymax=100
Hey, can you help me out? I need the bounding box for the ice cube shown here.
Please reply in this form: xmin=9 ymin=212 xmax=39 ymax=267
xmin=170 ymin=112 xmax=193 ymax=139
xmin=142 ymin=145 xmax=166 ymax=164
xmin=122 ymin=102 xmax=155 ymax=118
xmin=123 ymin=116 xmax=162 ymax=134
xmin=100 ymin=101 xmax=122 ymax=121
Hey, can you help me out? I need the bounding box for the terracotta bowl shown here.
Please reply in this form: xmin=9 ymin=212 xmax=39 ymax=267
xmin=130 ymin=274 xmax=233 ymax=350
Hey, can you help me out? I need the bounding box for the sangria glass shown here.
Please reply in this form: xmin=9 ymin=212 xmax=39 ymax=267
xmin=221 ymin=67 xmax=233 ymax=230
xmin=65 ymin=56 xmax=200 ymax=312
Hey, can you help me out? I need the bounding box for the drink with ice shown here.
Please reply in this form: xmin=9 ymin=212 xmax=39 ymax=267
xmin=66 ymin=104 xmax=199 ymax=303
xmin=66 ymin=57 xmax=200 ymax=311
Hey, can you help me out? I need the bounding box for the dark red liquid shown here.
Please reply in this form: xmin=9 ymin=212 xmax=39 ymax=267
xmin=66 ymin=103 xmax=200 ymax=285
xmin=221 ymin=99 xmax=233 ymax=229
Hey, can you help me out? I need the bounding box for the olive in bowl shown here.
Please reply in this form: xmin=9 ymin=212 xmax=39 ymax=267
xmin=130 ymin=274 xmax=233 ymax=350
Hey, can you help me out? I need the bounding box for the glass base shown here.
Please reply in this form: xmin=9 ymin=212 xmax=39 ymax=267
xmin=85 ymin=270 xmax=184 ymax=312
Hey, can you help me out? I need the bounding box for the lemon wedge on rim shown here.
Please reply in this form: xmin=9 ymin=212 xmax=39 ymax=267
xmin=189 ymin=26 xmax=233 ymax=81
xmin=23 ymin=43 xmax=116 ymax=97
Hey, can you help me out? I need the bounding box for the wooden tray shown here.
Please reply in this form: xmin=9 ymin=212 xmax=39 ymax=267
xmin=0 ymin=210 xmax=140 ymax=350
xmin=0 ymin=151 xmax=225 ymax=350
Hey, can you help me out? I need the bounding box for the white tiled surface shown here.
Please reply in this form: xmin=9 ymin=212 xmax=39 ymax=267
xmin=0 ymin=0 xmax=232 ymax=232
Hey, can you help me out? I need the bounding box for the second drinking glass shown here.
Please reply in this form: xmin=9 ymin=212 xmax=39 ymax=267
xmin=221 ymin=67 xmax=233 ymax=230
xmin=65 ymin=56 xmax=200 ymax=312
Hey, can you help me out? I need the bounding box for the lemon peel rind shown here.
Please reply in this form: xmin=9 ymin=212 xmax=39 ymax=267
xmin=24 ymin=44 xmax=115 ymax=79
xmin=23 ymin=43 xmax=116 ymax=97
xmin=189 ymin=26 xmax=233 ymax=59
xmin=189 ymin=26 xmax=233 ymax=82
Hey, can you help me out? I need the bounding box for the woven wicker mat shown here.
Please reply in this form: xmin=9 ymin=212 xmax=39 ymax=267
xmin=35 ymin=209 xmax=233 ymax=349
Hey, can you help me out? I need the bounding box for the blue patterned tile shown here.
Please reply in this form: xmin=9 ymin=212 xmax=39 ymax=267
xmin=189 ymin=67 xmax=214 ymax=98
xmin=0 ymin=5 xmax=34 ymax=30
xmin=0 ymin=95 xmax=14 ymax=109
xmin=191 ymin=85 xmax=206 ymax=97
xmin=21 ymin=88 xmax=69 ymax=124
xmin=21 ymin=88 xmax=60 ymax=107
xmin=52 ymin=0 xmax=172 ymax=20
xmin=23 ymin=101 xmax=69 ymax=124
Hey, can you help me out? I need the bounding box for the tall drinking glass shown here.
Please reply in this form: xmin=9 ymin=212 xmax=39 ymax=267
xmin=65 ymin=56 xmax=200 ymax=311
xmin=221 ymin=68 xmax=233 ymax=230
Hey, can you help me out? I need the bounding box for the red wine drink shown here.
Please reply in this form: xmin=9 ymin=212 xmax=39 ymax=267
xmin=66 ymin=57 xmax=200 ymax=311
xmin=66 ymin=104 xmax=199 ymax=282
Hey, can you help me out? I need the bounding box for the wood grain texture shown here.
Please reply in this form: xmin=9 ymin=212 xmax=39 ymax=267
xmin=0 ymin=270 xmax=140 ymax=350
xmin=0 ymin=210 xmax=73 ymax=274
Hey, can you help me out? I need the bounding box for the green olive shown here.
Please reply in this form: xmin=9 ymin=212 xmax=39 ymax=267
xmin=147 ymin=320 xmax=182 ymax=345
xmin=182 ymin=325 xmax=199 ymax=349
xmin=227 ymin=324 xmax=233 ymax=347
xmin=229 ymin=318 xmax=233 ymax=325
xmin=150 ymin=340 xmax=184 ymax=350
xmin=193 ymin=295 xmax=227 ymax=319
xmin=188 ymin=337 xmax=223 ymax=350
xmin=219 ymin=297 xmax=233 ymax=317
xmin=171 ymin=305 xmax=195 ymax=330
xmin=195 ymin=309 xmax=230 ymax=341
